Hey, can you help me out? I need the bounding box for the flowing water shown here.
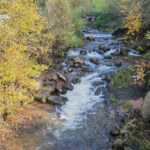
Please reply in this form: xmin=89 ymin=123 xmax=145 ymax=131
xmin=5 ymin=28 xmax=140 ymax=150
xmin=34 ymin=28 xmax=126 ymax=150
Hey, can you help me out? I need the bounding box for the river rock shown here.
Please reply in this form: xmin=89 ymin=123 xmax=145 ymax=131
xmin=71 ymin=78 xmax=80 ymax=84
xmin=85 ymin=36 xmax=95 ymax=41
xmin=73 ymin=57 xmax=84 ymax=65
xmin=47 ymin=96 xmax=68 ymax=105
xmin=115 ymin=62 xmax=122 ymax=67
xmin=90 ymin=58 xmax=98 ymax=64
xmin=82 ymin=65 xmax=89 ymax=72
xmin=77 ymin=71 xmax=84 ymax=77
xmin=68 ymin=68 xmax=73 ymax=72
xmin=99 ymin=44 xmax=108 ymax=52
xmin=120 ymin=46 xmax=129 ymax=55
xmin=98 ymin=50 xmax=105 ymax=55
xmin=35 ymin=69 xmax=72 ymax=105
xmin=112 ymin=51 xmax=120 ymax=56
xmin=80 ymin=50 xmax=87 ymax=55
xmin=104 ymin=56 xmax=112 ymax=59
xmin=141 ymin=91 xmax=150 ymax=121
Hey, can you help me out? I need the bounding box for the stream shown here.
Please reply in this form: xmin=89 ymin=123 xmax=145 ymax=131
xmin=35 ymin=28 xmax=126 ymax=150
xmin=5 ymin=28 xmax=140 ymax=150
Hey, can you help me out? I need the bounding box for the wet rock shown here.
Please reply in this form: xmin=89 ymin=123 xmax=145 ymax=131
xmin=55 ymin=81 xmax=66 ymax=93
xmin=90 ymin=58 xmax=98 ymax=64
xmin=73 ymin=63 xmax=81 ymax=68
xmin=98 ymin=50 xmax=105 ymax=55
xmin=71 ymin=78 xmax=80 ymax=84
xmin=73 ymin=57 xmax=84 ymax=65
xmin=85 ymin=36 xmax=95 ymax=41
xmin=77 ymin=71 xmax=84 ymax=77
xmin=120 ymin=47 xmax=129 ymax=55
xmin=47 ymin=96 xmax=68 ymax=105
xmin=99 ymin=44 xmax=108 ymax=52
xmin=35 ymin=69 xmax=72 ymax=105
xmin=68 ymin=68 xmax=73 ymax=72
xmin=82 ymin=65 xmax=89 ymax=72
xmin=115 ymin=62 xmax=122 ymax=67
xmin=65 ymin=83 xmax=73 ymax=91
xmin=67 ymin=61 xmax=74 ymax=68
xmin=112 ymin=51 xmax=120 ymax=56
xmin=104 ymin=56 xmax=112 ymax=59
xmin=141 ymin=91 xmax=150 ymax=121
xmin=80 ymin=50 xmax=87 ymax=55
xmin=112 ymin=139 xmax=124 ymax=150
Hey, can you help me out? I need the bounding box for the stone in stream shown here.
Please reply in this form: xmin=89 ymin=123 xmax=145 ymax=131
xmin=141 ymin=91 xmax=150 ymax=121
xmin=115 ymin=62 xmax=122 ymax=67
xmin=98 ymin=50 xmax=105 ymax=55
xmin=85 ymin=36 xmax=95 ymax=41
xmin=34 ymin=69 xmax=72 ymax=105
xmin=104 ymin=56 xmax=112 ymax=59
xmin=99 ymin=44 xmax=108 ymax=52
xmin=120 ymin=46 xmax=129 ymax=55
xmin=90 ymin=58 xmax=98 ymax=64
xmin=81 ymin=65 xmax=89 ymax=72
xmin=112 ymin=51 xmax=120 ymax=56
xmin=77 ymin=71 xmax=84 ymax=77
xmin=68 ymin=68 xmax=73 ymax=72
xmin=71 ymin=78 xmax=81 ymax=84
xmin=72 ymin=57 xmax=84 ymax=65
xmin=80 ymin=50 xmax=87 ymax=55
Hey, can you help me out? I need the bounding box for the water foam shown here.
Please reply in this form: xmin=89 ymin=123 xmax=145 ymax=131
xmin=58 ymin=73 xmax=104 ymax=130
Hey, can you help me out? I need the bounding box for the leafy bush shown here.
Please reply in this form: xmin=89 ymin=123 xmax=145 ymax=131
xmin=120 ymin=0 xmax=142 ymax=37
xmin=0 ymin=0 xmax=51 ymax=121
xmin=110 ymin=67 xmax=134 ymax=90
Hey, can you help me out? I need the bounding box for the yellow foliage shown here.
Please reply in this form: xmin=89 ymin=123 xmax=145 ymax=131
xmin=120 ymin=0 xmax=141 ymax=36
xmin=0 ymin=0 xmax=52 ymax=120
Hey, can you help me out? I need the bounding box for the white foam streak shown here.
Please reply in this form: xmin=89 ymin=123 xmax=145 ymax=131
xmin=59 ymin=73 xmax=104 ymax=130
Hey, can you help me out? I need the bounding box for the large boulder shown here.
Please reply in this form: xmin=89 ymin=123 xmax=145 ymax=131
xmin=141 ymin=91 xmax=150 ymax=121
xmin=34 ymin=69 xmax=72 ymax=105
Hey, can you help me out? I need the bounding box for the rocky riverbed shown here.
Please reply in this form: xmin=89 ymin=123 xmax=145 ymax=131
xmin=1 ymin=28 xmax=144 ymax=150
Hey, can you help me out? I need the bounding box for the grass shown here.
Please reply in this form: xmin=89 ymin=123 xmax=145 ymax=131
xmin=89 ymin=0 xmax=122 ymax=31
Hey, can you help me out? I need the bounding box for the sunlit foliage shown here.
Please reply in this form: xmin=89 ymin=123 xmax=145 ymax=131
xmin=0 ymin=0 xmax=51 ymax=120
xmin=120 ymin=0 xmax=142 ymax=36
